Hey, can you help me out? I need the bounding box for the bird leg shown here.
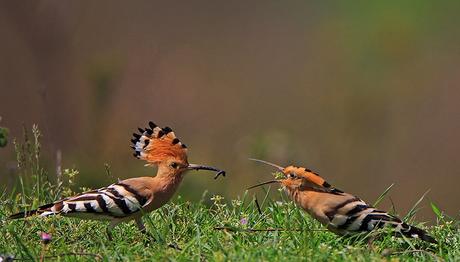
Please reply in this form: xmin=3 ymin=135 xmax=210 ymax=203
xmin=367 ymin=235 xmax=376 ymax=250
xmin=136 ymin=217 xmax=158 ymax=244
xmin=106 ymin=220 xmax=122 ymax=241
xmin=106 ymin=225 xmax=114 ymax=241
xmin=135 ymin=218 xmax=146 ymax=233
xmin=135 ymin=218 xmax=178 ymax=249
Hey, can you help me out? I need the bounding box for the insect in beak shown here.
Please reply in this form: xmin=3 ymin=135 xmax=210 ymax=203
xmin=187 ymin=163 xmax=226 ymax=179
xmin=247 ymin=180 xmax=281 ymax=190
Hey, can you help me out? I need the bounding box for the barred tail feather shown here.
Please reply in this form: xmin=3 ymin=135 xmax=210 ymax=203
xmin=9 ymin=210 xmax=38 ymax=219
xmin=360 ymin=212 xmax=437 ymax=244
xmin=8 ymin=203 xmax=56 ymax=219
xmin=326 ymin=197 xmax=437 ymax=244
xmin=399 ymin=223 xmax=437 ymax=244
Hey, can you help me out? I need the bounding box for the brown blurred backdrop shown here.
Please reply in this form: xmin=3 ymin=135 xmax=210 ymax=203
xmin=0 ymin=1 xmax=459 ymax=222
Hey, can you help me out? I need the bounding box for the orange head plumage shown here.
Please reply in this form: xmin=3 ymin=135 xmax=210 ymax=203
xmin=131 ymin=121 xmax=225 ymax=178
xmin=247 ymin=158 xmax=341 ymax=192
xmin=132 ymin=121 xmax=188 ymax=165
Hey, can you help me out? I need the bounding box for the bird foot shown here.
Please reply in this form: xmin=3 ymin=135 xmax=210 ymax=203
xmin=167 ymin=242 xmax=182 ymax=251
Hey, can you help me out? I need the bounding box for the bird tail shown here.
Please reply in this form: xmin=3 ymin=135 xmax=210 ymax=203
xmin=9 ymin=210 xmax=38 ymax=219
xmin=349 ymin=208 xmax=437 ymax=244
xmin=8 ymin=203 xmax=56 ymax=219
xmin=400 ymin=223 xmax=437 ymax=244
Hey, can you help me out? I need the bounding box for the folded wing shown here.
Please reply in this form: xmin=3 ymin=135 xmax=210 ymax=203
xmin=10 ymin=182 xmax=150 ymax=220
xmin=325 ymin=196 xmax=437 ymax=243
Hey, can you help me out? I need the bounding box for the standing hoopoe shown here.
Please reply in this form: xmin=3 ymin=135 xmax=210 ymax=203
xmin=248 ymin=158 xmax=436 ymax=244
xmin=9 ymin=121 xmax=225 ymax=240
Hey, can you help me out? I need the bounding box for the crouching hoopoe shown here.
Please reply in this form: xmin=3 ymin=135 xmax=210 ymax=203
xmin=9 ymin=121 xmax=225 ymax=240
xmin=248 ymin=159 xmax=437 ymax=244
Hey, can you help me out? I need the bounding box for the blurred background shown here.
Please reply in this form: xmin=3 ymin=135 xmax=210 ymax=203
xmin=0 ymin=1 xmax=459 ymax=222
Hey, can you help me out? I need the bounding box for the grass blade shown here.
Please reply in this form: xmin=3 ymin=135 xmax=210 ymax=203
xmin=430 ymin=202 xmax=443 ymax=219
xmin=404 ymin=189 xmax=430 ymax=221
xmin=373 ymin=183 xmax=394 ymax=207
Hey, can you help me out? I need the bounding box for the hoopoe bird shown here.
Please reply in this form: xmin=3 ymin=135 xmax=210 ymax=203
xmin=248 ymin=158 xmax=436 ymax=244
xmin=9 ymin=121 xmax=225 ymax=240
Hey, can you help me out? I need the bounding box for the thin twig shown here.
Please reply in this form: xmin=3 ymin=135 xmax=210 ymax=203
xmin=214 ymin=227 xmax=326 ymax=233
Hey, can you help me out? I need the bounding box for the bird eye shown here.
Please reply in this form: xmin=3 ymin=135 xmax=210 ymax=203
xmin=289 ymin=173 xmax=296 ymax=179
xmin=170 ymin=162 xmax=179 ymax=169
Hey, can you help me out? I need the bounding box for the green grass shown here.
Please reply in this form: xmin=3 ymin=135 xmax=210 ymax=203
xmin=0 ymin=127 xmax=458 ymax=261
xmin=0 ymin=191 xmax=458 ymax=261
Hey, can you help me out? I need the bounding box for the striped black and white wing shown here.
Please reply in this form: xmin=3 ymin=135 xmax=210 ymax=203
xmin=39 ymin=182 xmax=150 ymax=220
xmin=327 ymin=199 xmax=399 ymax=232
xmin=325 ymin=196 xmax=436 ymax=243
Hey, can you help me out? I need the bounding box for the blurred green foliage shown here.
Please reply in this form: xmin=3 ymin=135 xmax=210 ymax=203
xmin=0 ymin=127 xmax=8 ymax=148
xmin=88 ymin=56 xmax=121 ymax=111
xmin=1 ymin=1 xmax=459 ymax=221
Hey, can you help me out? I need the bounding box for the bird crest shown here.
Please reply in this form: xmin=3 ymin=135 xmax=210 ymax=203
xmin=131 ymin=121 xmax=188 ymax=165
xmin=248 ymin=158 xmax=343 ymax=193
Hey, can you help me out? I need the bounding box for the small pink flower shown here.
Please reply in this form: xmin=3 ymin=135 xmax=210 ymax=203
xmin=40 ymin=232 xmax=52 ymax=245
xmin=240 ymin=218 xmax=248 ymax=225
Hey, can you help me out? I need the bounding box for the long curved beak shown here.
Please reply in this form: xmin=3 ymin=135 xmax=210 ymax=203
xmin=187 ymin=163 xmax=226 ymax=179
xmin=247 ymin=180 xmax=280 ymax=190
xmin=248 ymin=158 xmax=285 ymax=172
